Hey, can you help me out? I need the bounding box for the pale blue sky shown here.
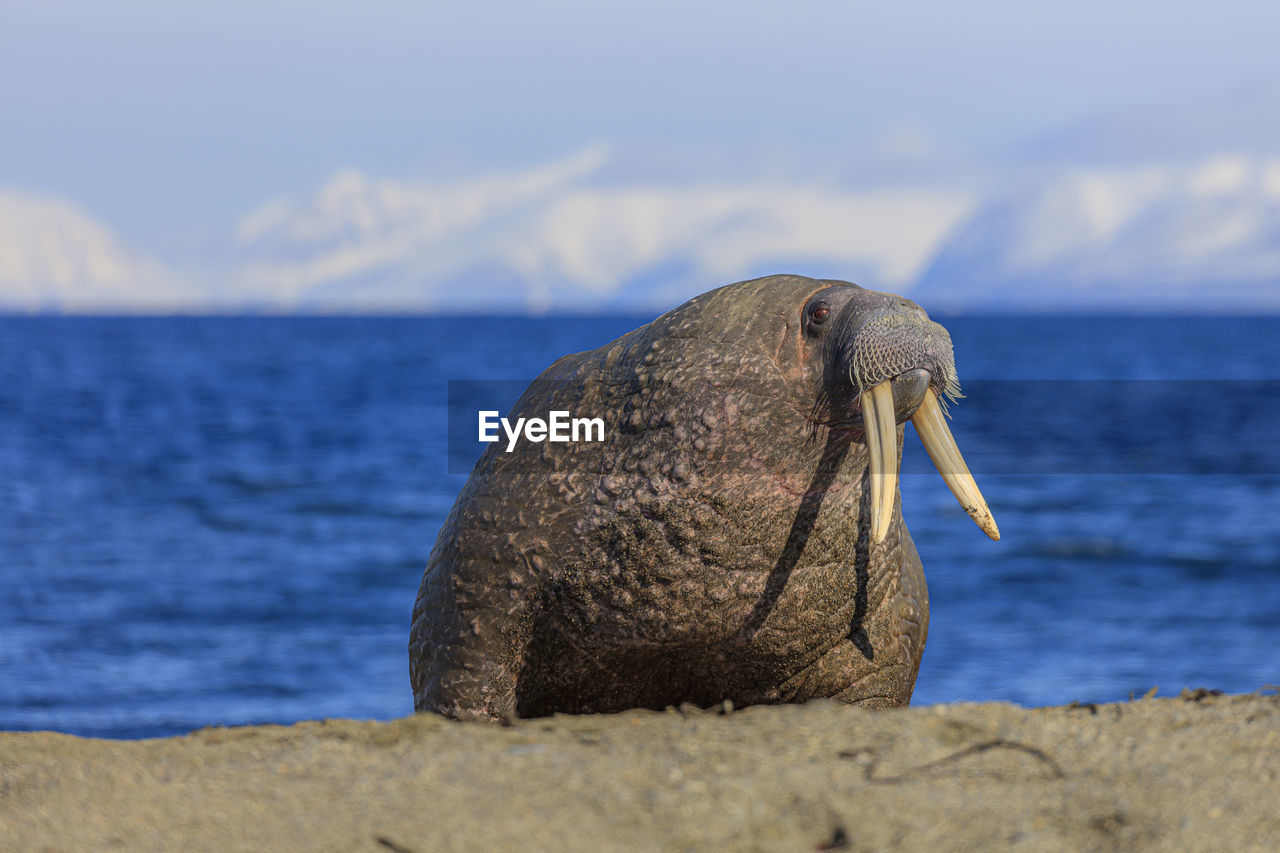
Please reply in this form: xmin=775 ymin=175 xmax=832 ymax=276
xmin=3 ymin=0 xmax=1279 ymax=250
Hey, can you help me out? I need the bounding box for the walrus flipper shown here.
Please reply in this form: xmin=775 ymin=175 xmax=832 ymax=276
xmin=409 ymin=510 xmax=533 ymax=722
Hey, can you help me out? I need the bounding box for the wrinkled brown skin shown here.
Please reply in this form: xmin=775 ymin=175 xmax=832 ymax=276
xmin=410 ymin=274 xmax=947 ymax=722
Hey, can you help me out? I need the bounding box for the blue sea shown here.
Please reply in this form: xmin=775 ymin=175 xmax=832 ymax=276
xmin=2 ymin=314 xmax=1278 ymax=739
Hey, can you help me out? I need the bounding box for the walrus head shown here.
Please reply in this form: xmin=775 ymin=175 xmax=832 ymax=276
xmin=798 ymin=282 xmax=999 ymax=543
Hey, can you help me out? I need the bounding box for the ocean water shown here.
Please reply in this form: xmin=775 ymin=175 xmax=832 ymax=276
xmin=2 ymin=314 xmax=1278 ymax=739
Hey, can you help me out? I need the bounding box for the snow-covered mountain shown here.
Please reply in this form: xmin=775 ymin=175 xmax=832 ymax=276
xmin=221 ymin=146 xmax=973 ymax=313
xmin=914 ymin=154 xmax=1280 ymax=312
xmin=5 ymin=79 xmax=1280 ymax=314
xmin=0 ymin=191 xmax=182 ymax=312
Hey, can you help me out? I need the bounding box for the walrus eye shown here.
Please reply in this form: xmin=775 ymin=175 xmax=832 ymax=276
xmin=806 ymin=302 xmax=831 ymax=334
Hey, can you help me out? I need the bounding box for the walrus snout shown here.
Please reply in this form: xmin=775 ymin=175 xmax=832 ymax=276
xmin=843 ymin=307 xmax=960 ymax=404
xmin=889 ymin=368 xmax=931 ymax=423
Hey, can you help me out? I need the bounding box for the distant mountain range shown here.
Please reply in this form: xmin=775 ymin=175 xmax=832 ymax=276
xmin=914 ymin=154 xmax=1280 ymax=312
xmin=3 ymin=87 xmax=1279 ymax=314
xmin=0 ymin=191 xmax=178 ymax=312
xmin=217 ymin=146 xmax=972 ymax=313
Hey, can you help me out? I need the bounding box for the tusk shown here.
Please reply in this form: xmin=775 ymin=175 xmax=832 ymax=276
xmin=911 ymin=387 xmax=1000 ymax=541
xmin=862 ymin=380 xmax=899 ymax=545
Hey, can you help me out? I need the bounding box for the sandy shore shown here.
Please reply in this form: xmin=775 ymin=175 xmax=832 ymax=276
xmin=3 ymin=691 xmax=1278 ymax=851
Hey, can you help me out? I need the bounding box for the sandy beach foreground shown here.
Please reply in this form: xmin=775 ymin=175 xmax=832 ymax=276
xmin=3 ymin=692 xmax=1277 ymax=851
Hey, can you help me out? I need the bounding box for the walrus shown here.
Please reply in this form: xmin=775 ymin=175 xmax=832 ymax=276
xmin=410 ymin=274 xmax=997 ymax=722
